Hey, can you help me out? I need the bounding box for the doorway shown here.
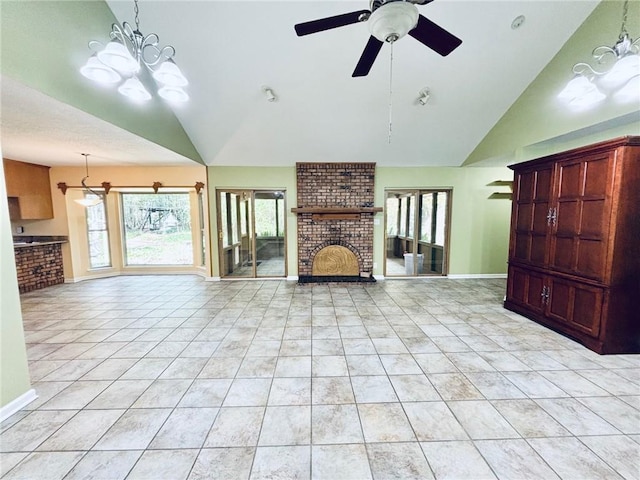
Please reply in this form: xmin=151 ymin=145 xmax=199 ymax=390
xmin=217 ymin=189 xmax=286 ymax=278
xmin=385 ymin=189 xmax=451 ymax=276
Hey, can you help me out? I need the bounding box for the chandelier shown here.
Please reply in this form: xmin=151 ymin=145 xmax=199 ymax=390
xmin=80 ymin=0 xmax=188 ymax=103
xmin=558 ymin=0 xmax=639 ymax=108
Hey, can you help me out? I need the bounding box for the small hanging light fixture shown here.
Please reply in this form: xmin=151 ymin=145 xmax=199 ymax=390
xmin=80 ymin=0 xmax=189 ymax=103
xmin=558 ymin=0 xmax=639 ymax=108
xmin=75 ymin=154 xmax=103 ymax=207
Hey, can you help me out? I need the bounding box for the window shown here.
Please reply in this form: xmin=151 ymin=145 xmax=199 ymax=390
xmin=86 ymin=193 xmax=111 ymax=268
xmin=121 ymin=193 xmax=193 ymax=265
xmin=386 ymin=197 xmax=399 ymax=236
xmin=399 ymin=197 xmax=408 ymax=237
xmin=420 ymin=193 xmax=433 ymax=243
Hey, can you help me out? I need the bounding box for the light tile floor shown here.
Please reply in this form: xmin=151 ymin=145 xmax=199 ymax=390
xmin=1 ymin=276 xmax=639 ymax=479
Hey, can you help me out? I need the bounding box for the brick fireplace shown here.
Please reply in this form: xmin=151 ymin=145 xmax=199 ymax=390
xmin=293 ymin=162 xmax=381 ymax=282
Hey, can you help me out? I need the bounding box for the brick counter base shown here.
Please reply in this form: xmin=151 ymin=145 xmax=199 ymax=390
xmin=14 ymin=243 xmax=64 ymax=293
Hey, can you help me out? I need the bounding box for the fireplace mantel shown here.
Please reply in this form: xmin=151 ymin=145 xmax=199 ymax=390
xmin=291 ymin=206 xmax=382 ymax=221
xmin=291 ymin=207 xmax=382 ymax=214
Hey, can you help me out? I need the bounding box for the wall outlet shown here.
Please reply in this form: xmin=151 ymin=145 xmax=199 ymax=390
xmin=373 ymin=262 xmax=377 ymax=269
xmin=16 ymin=226 xmax=24 ymax=234
xmin=373 ymin=218 xmax=380 ymax=226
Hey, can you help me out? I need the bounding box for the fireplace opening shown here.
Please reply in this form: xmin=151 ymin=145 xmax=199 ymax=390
xmin=298 ymin=243 xmax=376 ymax=284
xmin=312 ymin=245 xmax=359 ymax=276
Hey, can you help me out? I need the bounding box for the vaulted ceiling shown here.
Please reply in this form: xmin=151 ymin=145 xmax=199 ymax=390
xmin=1 ymin=1 xmax=638 ymax=168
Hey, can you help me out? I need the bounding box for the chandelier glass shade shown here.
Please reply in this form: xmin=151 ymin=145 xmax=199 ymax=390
xmin=80 ymin=0 xmax=188 ymax=103
xmin=558 ymin=1 xmax=639 ymax=109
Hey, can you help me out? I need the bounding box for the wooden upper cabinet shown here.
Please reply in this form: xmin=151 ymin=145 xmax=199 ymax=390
xmin=3 ymin=159 xmax=54 ymax=220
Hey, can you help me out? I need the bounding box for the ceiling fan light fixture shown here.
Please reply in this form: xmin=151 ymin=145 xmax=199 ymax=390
xmin=369 ymin=2 xmax=419 ymax=43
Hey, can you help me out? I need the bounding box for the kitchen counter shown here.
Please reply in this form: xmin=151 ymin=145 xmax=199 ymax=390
xmin=12 ymin=235 xmax=68 ymax=248
xmin=13 ymin=240 xmax=67 ymax=248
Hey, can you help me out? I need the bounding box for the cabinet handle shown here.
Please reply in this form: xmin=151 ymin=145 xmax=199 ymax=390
xmin=550 ymin=207 xmax=557 ymax=226
xmin=546 ymin=208 xmax=553 ymax=225
xmin=541 ymin=285 xmax=550 ymax=305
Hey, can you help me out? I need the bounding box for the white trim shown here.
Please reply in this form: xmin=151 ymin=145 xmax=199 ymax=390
xmin=373 ymin=274 xmax=385 ymax=281
xmin=205 ymin=276 xmax=221 ymax=282
xmin=65 ymin=271 xmax=119 ymax=283
xmin=287 ymin=276 xmax=299 ymax=282
xmin=447 ymin=273 xmax=507 ymax=279
xmin=0 ymin=389 xmax=37 ymax=422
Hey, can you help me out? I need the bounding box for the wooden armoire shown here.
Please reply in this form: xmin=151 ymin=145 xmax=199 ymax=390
xmin=504 ymin=136 xmax=639 ymax=354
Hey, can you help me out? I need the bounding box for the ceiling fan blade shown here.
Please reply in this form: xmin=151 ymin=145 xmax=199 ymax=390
xmin=409 ymin=14 xmax=462 ymax=56
xmin=295 ymin=10 xmax=370 ymax=36
xmin=352 ymin=36 xmax=384 ymax=77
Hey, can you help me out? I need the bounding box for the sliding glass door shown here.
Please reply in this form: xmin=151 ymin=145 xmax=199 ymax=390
xmin=385 ymin=189 xmax=451 ymax=276
xmin=217 ymin=189 xmax=286 ymax=278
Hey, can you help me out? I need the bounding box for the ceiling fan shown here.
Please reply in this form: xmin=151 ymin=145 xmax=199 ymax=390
xmin=295 ymin=0 xmax=462 ymax=77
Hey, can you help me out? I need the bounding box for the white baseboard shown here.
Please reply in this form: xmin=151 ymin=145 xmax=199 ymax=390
xmin=373 ymin=275 xmax=385 ymax=281
xmin=0 ymin=389 xmax=37 ymax=422
xmin=447 ymin=273 xmax=507 ymax=279
xmin=205 ymin=276 xmax=221 ymax=282
xmin=287 ymin=276 xmax=299 ymax=282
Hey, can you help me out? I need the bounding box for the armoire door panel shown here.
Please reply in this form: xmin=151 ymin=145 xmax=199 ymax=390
xmin=514 ymin=233 xmax=531 ymax=261
xmin=583 ymin=157 xmax=610 ymax=196
xmin=580 ymin=199 xmax=606 ymax=237
xmin=576 ymin=239 xmax=606 ymax=279
xmin=516 ymin=171 xmax=534 ymax=202
xmin=532 ymin=203 xmax=550 ymax=233
xmin=557 ymin=162 xmax=582 ymax=197
xmin=546 ymin=279 xmax=571 ymax=324
xmin=552 ymin=237 xmax=575 ymax=270
xmin=572 ymin=286 xmax=603 ymax=336
xmin=555 ymin=200 xmax=579 ymax=235
xmin=530 ymin=235 xmax=548 ymax=265
xmin=533 ymin=168 xmax=553 ymax=201
xmin=516 ymin=203 xmax=532 ymax=231
xmin=507 ymin=266 xmax=545 ymax=314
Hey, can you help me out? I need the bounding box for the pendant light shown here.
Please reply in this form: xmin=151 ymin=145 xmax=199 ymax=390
xmin=75 ymin=154 xmax=103 ymax=207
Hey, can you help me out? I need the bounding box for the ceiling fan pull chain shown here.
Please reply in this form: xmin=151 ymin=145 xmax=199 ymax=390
xmin=388 ymin=40 xmax=394 ymax=144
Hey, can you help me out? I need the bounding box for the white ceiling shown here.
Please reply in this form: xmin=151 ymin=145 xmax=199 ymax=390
xmin=0 ymin=76 xmax=197 ymax=167
xmin=2 ymin=1 xmax=599 ymax=168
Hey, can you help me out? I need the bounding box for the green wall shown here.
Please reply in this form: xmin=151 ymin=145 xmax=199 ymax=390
xmin=207 ymin=167 xmax=298 ymax=278
xmin=0 ymin=1 xmax=203 ymax=164
xmin=465 ymin=0 xmax=640 ymax=166
xmin=208 ymin=165 xmax=513 ymax=278
xmin=0 ymin=162 xmax=32 ymax=410
xmin=376 ymin=167 xmax=513 ymax=276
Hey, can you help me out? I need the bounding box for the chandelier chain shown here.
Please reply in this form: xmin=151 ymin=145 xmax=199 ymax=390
xmin=620 ymin=0 xmax=628 ymax=37
xmin=134 ymin=0 xmax=140 ymax=31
